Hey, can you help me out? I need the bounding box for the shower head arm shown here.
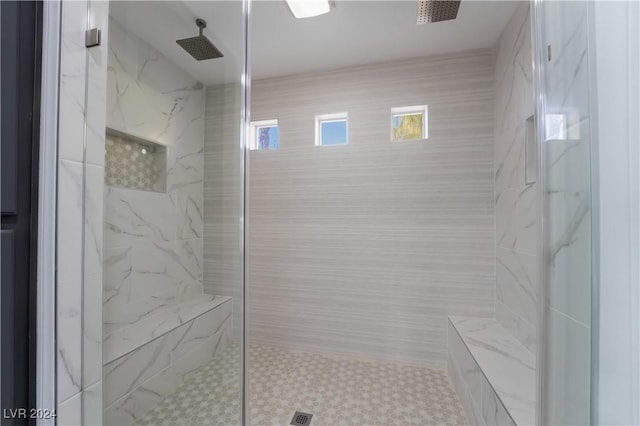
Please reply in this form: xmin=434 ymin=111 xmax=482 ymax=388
xmin=195 ymin=18 xmax=206 ymax=36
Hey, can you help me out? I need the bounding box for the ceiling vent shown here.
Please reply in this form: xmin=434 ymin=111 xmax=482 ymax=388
xmin=417 ymin=0 xmax=461 ymax=24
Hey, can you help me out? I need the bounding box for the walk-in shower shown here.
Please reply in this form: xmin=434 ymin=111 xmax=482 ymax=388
xmin=53 ymin=0 xmax=640 ymax=424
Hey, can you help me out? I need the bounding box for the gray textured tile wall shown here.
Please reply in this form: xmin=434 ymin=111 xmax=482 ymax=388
xmin=242 ymin=50 xmax=495 ymax=367
xmin=203 ymin=83 xmax=244 ymax=338
xmin=493 ymin=3 xmax=538 ymax=354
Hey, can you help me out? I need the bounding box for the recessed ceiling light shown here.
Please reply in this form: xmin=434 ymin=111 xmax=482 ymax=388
xmin=286 ymin=0 xmax=334 ymax=19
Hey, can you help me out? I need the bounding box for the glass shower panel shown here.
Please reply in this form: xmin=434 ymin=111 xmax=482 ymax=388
xmin=81 ymin=1 xmax=247 ymax=424
xmin=83 ymin=1 xmax=111 ymax=422
xmin=534 ymin=0 xmax=594 ymax=424
xmin=247 ymin=2 xmax=509 ymax=425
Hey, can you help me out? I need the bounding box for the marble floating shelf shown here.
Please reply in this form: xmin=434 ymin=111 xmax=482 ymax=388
xmin=103 ymin=294 xmax=232 ymax=365
xmin=103 ymin=295 xmax=233 ymax=425
xmin=448 ymin=316 xmax=536 ymax=426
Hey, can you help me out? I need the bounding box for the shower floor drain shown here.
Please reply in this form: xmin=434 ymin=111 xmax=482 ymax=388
xmin=290 ymin=411 xmax=313 ymax=426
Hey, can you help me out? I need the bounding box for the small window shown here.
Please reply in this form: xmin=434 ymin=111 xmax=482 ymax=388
xmin=391 ymin=105 xmax=428 ymax=141
xmin=315 ymin=113 xmax=348 ymax=146
xmin=250 ymin=119 xmax=279 ymax=150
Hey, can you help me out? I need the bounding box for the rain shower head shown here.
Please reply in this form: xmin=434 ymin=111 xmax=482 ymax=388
xmin=176 ymin=18 xmax=223 ymax=61
xmin=416 ymin=0 xmax=461 ymax=24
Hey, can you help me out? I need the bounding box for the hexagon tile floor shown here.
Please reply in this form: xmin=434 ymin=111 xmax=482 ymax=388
xmin=135 ymin=342 xmax=468 ymax=426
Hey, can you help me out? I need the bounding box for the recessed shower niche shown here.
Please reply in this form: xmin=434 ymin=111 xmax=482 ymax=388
xmin=105 ymin=127 xmax=167 ymax=193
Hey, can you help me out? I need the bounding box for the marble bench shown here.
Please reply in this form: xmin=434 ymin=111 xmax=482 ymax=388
xmin=448 ymin=316 xmax=535 ymax=426
xmin=103 ymin=295 xmax=233 ymax=425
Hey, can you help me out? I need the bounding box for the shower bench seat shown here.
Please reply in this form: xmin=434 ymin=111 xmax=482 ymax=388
xmin=448 ymin=316 xmax=535 ymax=426
xmin=103 ymin=295 xmax=233 ymax=426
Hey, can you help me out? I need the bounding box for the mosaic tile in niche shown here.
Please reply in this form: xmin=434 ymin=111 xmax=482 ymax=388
xmin=105 ymin=128 xmax=167 ymax=193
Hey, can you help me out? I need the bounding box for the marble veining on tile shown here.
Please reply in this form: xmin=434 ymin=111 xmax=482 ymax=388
xmin=539 ymin=1 xmax=593 ymax=424
xmin=103 ymin=14 xmax=206 ymax=342
xmin=57 ymin=0 xmax=110 ymax=420
xmin=104 ymin=296 xmax=231 ymax=364
xmin=493 ymin=2 xmax=538 ymax=353
xmin=496 ymin=247 xmax=537 ymax=325
xmin=103 ymin=298 xmax=233 ymax=425
xmin=449 ymin=316 xmax=535 ymax=426
xmin=105 ymin=187 xmax=177 ymax=245
xmin=495 ymin=299 xmax=537 ymax=354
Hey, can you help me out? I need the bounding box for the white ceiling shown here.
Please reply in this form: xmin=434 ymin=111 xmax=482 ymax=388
xmin=109 ymin=1 xmax=245 ymax=86
xmin=109 ymin=0 xmax=519 ymax=86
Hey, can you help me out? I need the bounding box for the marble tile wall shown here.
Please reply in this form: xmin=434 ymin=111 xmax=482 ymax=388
xmin=103 ymin=17 xmax=206 ymax=338
xmin=244 ymin=50 xmax=495 ymax=367
xmin=103 ymin=295 xmax=231 ymax=365
xmin=538 ymin=1 xmax=593 ymax=424
xmin=103 ymin=298 xmax=233 ymax=425
xmin=57 ymin=1 xmax=109 ymax=424
xmin=493 ymin=3 xmax=538 ymax=354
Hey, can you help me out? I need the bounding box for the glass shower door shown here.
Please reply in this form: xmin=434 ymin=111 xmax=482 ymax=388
xmin=75 ymin=0 xmax=248 ymax=423
xmin=533 ymin=0 xmax=594 ymax=424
